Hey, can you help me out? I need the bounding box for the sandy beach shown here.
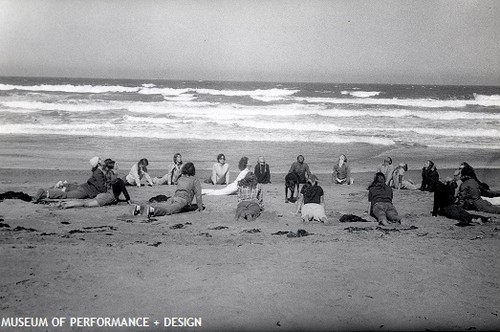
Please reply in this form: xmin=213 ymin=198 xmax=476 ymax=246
xmin=0 ymin=135 xmax=499 ymax=331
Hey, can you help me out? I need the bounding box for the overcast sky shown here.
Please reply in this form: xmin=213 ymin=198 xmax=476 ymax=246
xmin=1 ymin=0 xmax=499 ymax=85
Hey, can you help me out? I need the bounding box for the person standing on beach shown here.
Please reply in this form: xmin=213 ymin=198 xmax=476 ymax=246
xmin=368 ymin=172 xmax=401 ymax=226
xmin=376 ymin=157 xmax=393 ymax=185
xmin=33 ymin=156 xmax=107 ymax=202
xmin=131 ymin=162 xmax=204 ymax=217
xmin=153 ymin=153 xmax=183 ymax=185
xmin=205 ymin=153 xmax=230 ymax=185
xmin=254 ymin=156 xmax=271 ymax=184
xmin=124 ymin=158 xmax=154 ymax=187
xmin=332 ymin=154 xmax=354 ymax=185
xmin=288 ymin=155 xmax=311 ymax=185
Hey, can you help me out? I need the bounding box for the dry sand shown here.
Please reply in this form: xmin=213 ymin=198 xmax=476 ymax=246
xmin=1 ymin=135 xmax=500 ymax=331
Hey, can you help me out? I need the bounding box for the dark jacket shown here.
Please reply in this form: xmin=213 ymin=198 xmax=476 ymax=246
xmin=420 ymin=165 xmax=439 ymax=192
xmin=81 ymin=168 xmax=107 ymax=198
xmin=432 ymin=181 xmax=456 ymax=216
xmin=254 ymin=163 xmax=271 ymax=184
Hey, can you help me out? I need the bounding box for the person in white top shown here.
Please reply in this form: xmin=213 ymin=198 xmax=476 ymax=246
xmin=202 ymin=157 xmax=250 ymax=196
xmin=124 ymin=158 xmax=154 ymax=187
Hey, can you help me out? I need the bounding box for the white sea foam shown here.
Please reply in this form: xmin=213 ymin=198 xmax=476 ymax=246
xmin=0 ymin=83 xmax=139 ymax=94
xmin=194 ymin=88 xmax=299 ymax=97
xmin=294 ymin=96 xmax=500 ymax=108
xmin=341 ymin=90 xmax=381 ymax=98
xmin=138 ymin=87 xmax=191 ymax=96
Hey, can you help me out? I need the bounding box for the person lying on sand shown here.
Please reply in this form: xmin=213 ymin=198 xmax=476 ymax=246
xmin=295 ymin=174 xmax=327 ymax=223
xmin=432 ymin=178 xmax=491 ymax=226
xmin=59 ymin=159 xmax=131 ymax=209
xmin=131 ymin=162 xmax=204 ymax=217
xmin=368 ymin=172 xmax=401 ymax=226
xmin=202 ymin=157 xmax=250 ymax=196
xmin=33 ymin=157 xmax=107 ymax=202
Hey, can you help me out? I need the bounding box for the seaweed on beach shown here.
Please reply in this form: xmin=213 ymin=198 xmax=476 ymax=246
xmin=169 ymin=223 xmax=185 ymax=229
xmin=68 ymin=226 xmax=117 ymax=234
xmin=209 ymin=226 xmax=229 ymax=230
xmin=344 ymin=226 xmax=374 ymax=232
xmin=12 ymin=226 xmax=38 ymax=232
xmin=242 ymin=228 xmax=261 ymax=234
xmin=272 ymin=230 xmax=290 ymax=235
xmin=0 ymin=222 xmax=11 ymax=228
xmin=287 ymin=229 xmax=311 ymax=237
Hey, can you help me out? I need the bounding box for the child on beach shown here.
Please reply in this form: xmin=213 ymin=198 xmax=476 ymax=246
xmin=332 ymin=154 xmax=353 ymax=185
xmin=59 ymin=159 xmax=131 ymax=209
xmin=368 ymin=172 xmax=401 ymax=226
xmin=153 ymin=153 xmax=183 ymax=185
xmin=202 ymin=157 xmax=250 ymax=196
xmin=205 ymin=153 xmax=230 ymax=185
xmin=131 ymin=162 xmax=204 ymax=217
xmin=33 ymin=157 xmax=107 ymax=202
xmin=295 ymin=174 xmax=327 ymax=222
xmin=124 ymin=158 xmax=154 ymax=187
xmin=235 ymin=172 xmax=264 ymax=221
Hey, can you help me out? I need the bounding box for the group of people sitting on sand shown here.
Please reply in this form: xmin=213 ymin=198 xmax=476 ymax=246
xmin=30 ymin=152 xmax=499 ymax=227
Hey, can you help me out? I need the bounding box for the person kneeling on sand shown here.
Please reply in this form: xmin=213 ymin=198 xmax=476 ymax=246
xmin=33 ymin=156 xmax=107 ymax=202
xmin=295 ymin=174 xmax=327 ymax=222
xmin=235 ymin=172 xmax=263 ymax=221
xmin=60 ymin=159 xmax=131 ymax=209
xmin=368 ymin=172 xmax=401 ymax=226
xmin=131 ymin=162 xmax=204 ymax=217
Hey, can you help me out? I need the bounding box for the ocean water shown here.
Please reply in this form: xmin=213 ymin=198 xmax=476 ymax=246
xmin=0 ymin=77 xmax=499 ymax=150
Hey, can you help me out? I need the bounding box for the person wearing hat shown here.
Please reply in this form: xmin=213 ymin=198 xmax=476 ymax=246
xmin=295 ymin=174 xmax=327 ymax=222
xmin=33 ymin=156 xmax=107 ymax=202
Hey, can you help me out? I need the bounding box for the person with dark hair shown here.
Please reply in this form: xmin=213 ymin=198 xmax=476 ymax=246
xmin=131 ymin=162 xmax=204 ymax=217
xmin=254 ymin=156 xmax=271 ymax=184
xmin=332 ymin=154 xmax=353 ymax=185
xmin=390 ymin=163 xmax=418 ymax=190
xmin=458 ymin=165 xmax=500 ymax=214
xmin=205 ymin=153 xmax=230 ymax=185
xmin=235 ymin=172 xmax=264 ymax=221
xmin=458 ymin=162 xmax=500 ymax=198
xmin=59 ymin=159 xmax=131 ymax=208
xmin=376 ymin=157 xmax=394 ymax=185
xmin=33 ymin=156 xmax=107 ymax=202
xmin=368 ymin=172 xmax=401 ymax=226
xmin=203 ymin=157 xmax=250 ymax=196
xmin=154 ymin=153 xmax=183 ymax=185
xmin=295 ymin=174 xmax=327 ymax=222
xmin=432 ymin=178 xmax=491 ymax=226
xmin=288 ymin=155 xmax=311 ymax=184
xmin=124 ymin=158 xmax=154 ymax=187
xmin=420 ymin=160 xmax=439 ymax=192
